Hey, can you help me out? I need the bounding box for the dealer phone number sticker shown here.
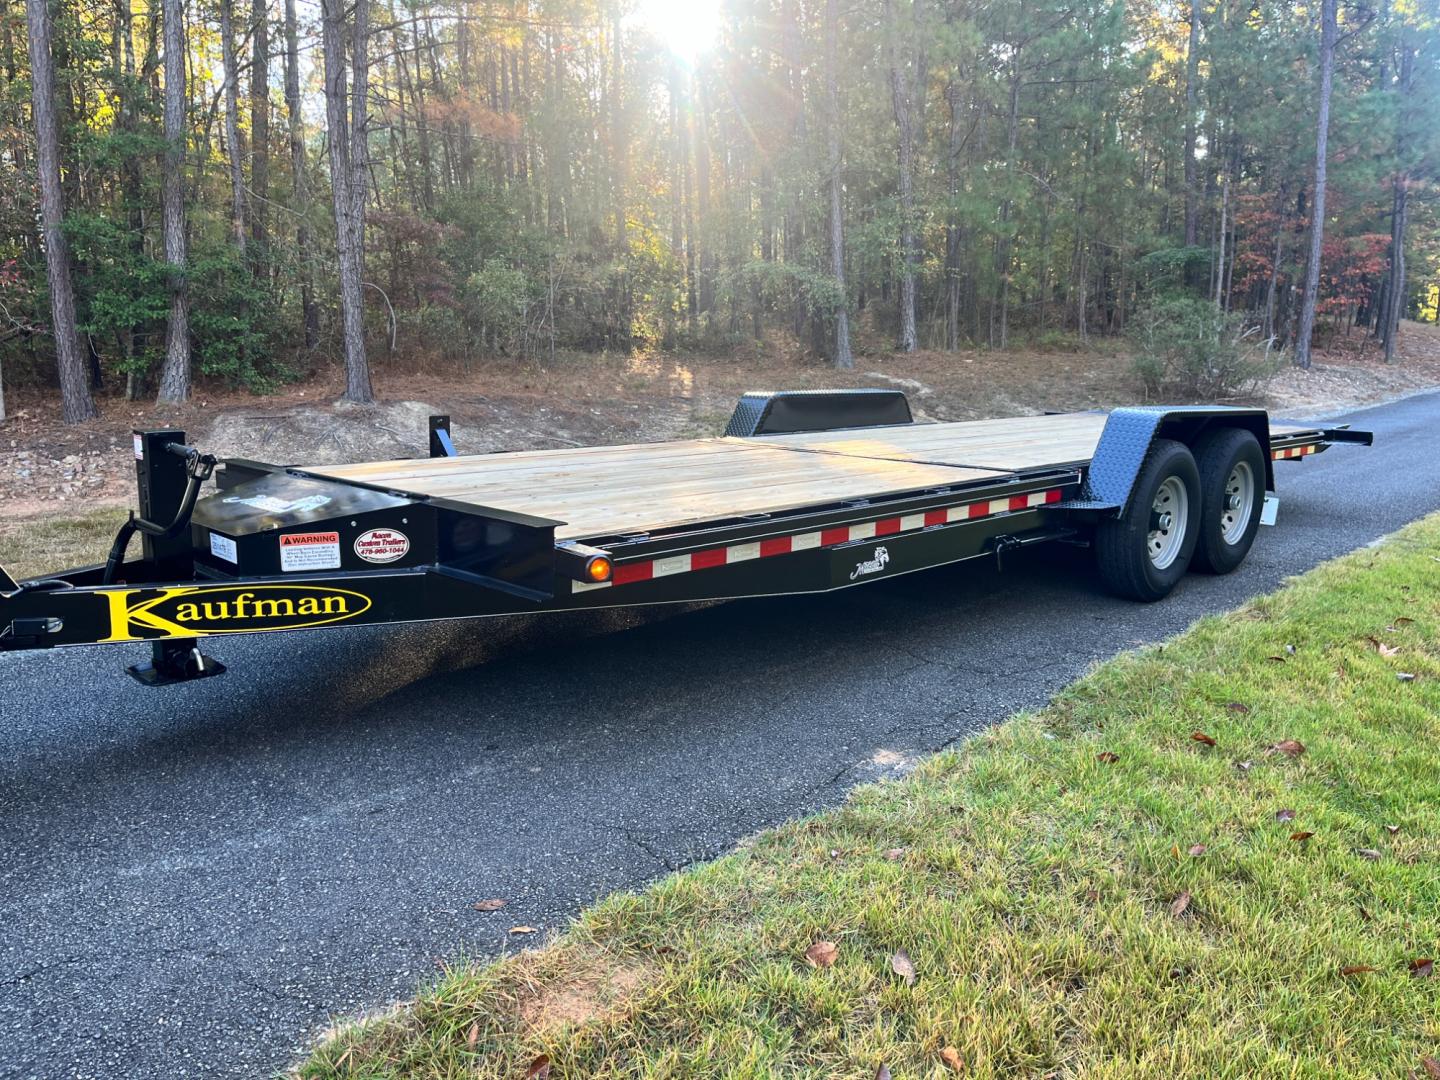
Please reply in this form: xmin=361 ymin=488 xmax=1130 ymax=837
xmin=279 ymin=531 xmax=341 ymax=572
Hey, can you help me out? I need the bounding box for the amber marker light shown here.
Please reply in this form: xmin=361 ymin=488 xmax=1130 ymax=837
xmin=586 ymin=555 xmax=614 ymax=583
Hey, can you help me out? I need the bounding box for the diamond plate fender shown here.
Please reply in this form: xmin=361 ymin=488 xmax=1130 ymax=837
xmin=1061 ymin=406 xmax=1275 ymax=517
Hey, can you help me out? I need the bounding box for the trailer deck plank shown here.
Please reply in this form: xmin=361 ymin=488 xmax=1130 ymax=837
xmin=309 ymin=411 xmax=1325 ymax=542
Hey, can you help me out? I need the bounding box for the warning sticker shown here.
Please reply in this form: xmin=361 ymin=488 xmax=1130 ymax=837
xmin=353 ymin=528 xmax=410 ymax=564
xmin=279 ymin=531 xmax=341 ymax=572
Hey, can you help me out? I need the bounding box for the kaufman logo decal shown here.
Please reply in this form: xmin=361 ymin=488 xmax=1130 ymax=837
xmin=99 ymin=584 xmax=372 ymax=642
xmin=850 ymin=546 xmax=891 ymax=580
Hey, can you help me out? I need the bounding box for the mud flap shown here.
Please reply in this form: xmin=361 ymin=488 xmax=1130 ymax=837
xmin=1261 ymin=493 xmax=1280 ymax=527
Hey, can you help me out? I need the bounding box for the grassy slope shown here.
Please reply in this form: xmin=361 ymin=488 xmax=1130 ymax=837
xmin=300 ymin=519 xmax=1440 ymax=1080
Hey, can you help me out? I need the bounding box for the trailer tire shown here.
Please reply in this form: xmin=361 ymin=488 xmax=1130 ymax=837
xmin=1190 ymin=427 xmax=1265 ymax=575
xmin=1094 ymin=439 xmax=1201 ymax=602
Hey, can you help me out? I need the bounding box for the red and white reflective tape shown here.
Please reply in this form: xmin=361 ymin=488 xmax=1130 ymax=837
xmin=573 ymin=487 xmax=1066 ymax=592
xmin=1273 ymin=444 xmax=1318 ymax=460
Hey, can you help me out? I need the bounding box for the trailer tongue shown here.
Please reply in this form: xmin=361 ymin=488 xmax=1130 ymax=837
xmin=0 ymin=392 xmax=1370 ymax=684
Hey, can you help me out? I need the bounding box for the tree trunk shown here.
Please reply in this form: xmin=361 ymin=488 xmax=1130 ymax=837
xmin=250 ymin=0 xmax=269 ymax=255
xmin=1382 ymin=41 xmax=1413 ymax=363
xmin=156 ymin=0 xmax=191 ymax=401
xmin=282 ymin=0 xmax=317 ymax=346
xmin=24 ymin=0 xmax=96 ymax=420
xmin=322 ymin=0 xmax=373 ymax=402
xmin=825 ymin=0 xmax=852 ymax=369
xmin=944 ymin=75 xmax=965 ymax=352
xmin=1183 ymin=0 xmax=1201 ymax=247
xmin=995 ymin=59 xmax=1020 ymax=349
xmin=1294 ymin=0 xmax=1336 ymax=370
xmin=886 ymin=0 xmax=917 ymax=353
xmin=220 ymin=0 xmax=246 ymax=253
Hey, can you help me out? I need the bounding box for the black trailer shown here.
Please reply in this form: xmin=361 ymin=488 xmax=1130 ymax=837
xmin=0 ymin=391 xmax=1370 ymax=684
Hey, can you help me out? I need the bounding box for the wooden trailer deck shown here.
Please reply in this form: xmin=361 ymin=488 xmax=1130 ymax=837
xmin=309 ymin=411 xmax=1322 ymax=543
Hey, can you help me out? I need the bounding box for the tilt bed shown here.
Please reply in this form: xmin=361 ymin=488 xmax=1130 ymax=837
xmin=0 ymin=390 xmax=1371 ymax=685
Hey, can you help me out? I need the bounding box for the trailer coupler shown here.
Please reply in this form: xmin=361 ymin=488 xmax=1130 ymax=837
xmin=127 ymin=638 xmax=227 ymax=687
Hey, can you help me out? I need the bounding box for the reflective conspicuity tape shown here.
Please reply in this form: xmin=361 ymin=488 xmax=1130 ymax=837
xmin=572 ymin=488 xmax=1066 ymax=592
xmin=1272 ymin=444 xmax=1319 ymax=460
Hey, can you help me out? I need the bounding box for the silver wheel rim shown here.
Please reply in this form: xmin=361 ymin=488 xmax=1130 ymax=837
xmin=1220 ymin=461 xmax=1255 ymax=545
xmin=1148 ymin=476 xmax=1189 ymax=570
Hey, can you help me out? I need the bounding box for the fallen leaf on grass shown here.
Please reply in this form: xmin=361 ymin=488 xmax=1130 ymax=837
xmin=1410 ymin=958 xmax=1435 ymax=979
xmin=890 ymin=948 xmax=916 ymax=986
xmin=875 ymin=1066 xmax=893 ymax=1080
xmin=1191 ymin=731 xmax=1217 ymax=747
xmin=1378 ymin=643 xmax=1401 ymax=658
xmin=1188 ymin=844 xmax=1207 ymax=857
xmin=939 ymin=1046 xmax=964 ymax=1072
xmin=1275 ymin=809 xmax=1296 ymax=822
xmin=1423 ymin=1055 xmax=1440 ymax=1079
xmin=1225 ymin=702 xmax=1251 ymax=713
xmin=1354 ymin=848 xmax=1383 ymax=861
xmin=1169 ymin=891 xmax=1192 ymax=918
xmin=805 ymin=941 xmax=838 ymax=968
xmin=1269 ymin=740 xmax=1306 ymax=757
xmin=1358 ymin=906 xmax=1374 ymax=923
xmin=509 ymin=926 xmax=539 ymax=935
xmin=1290 ymin=831 xmax=1315 ymax=843
xmin=472 ymin=898 xmax=508 ymax=912
xmin=1385 ymin=824 xmax=1401 ymax=835
xmin=466 ymin=1022 xmax=479 ymax=1049
xmin=1391 ymin=616 xmax=1414 ymax=627
xmin=1397 ymin=672 xmax=1417 ymax=682
xmin=1266 ymin=655 xmax=1288 ymax=663
xmin=883 ymin=847 xmax=906 ymax=861
xmin=1340 ymin=965 xmax=1377 ymax=976
xmin=1234 ymin=759 xmax=1254 ymax=772
xmin=526 ymin=1054 xmax=552 ymax=1079
xmin=1096 ymin=751 xmax=1120 ymax=764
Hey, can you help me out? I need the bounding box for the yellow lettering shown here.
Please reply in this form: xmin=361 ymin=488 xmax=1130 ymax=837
xmin=252 ymin=598 xmax=296 ymax=618
xmin=321 ymin=596 xmax=347 ymax=614
xmin=99 ymin=587 xmax=202 ymax=643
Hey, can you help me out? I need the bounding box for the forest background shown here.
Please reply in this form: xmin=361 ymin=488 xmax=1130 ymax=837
xmin=2 ymin=0 xmax=1438 ymax=424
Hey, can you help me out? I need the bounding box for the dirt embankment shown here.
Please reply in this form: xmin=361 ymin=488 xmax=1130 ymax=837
xmin=3 ymin=321 xmax=1439 ymax=520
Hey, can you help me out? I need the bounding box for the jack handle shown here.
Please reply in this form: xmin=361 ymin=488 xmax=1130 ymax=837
xmin=100 ymin=443 xmax=218 ymax=586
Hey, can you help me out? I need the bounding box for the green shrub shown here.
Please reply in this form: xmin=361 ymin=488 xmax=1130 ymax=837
xmin=1129 ymin=297 xmax=1279 ymax=400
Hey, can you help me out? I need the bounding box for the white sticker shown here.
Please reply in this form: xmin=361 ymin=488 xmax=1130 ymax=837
xmin=279 ymin=531 xmax=341 ymax=572
xmin=133 ymin=434 xmax=144 ymax=460
xmin=209 ymin=532 xmax=239 ymax=564
xmin=353 ymin=528 xmax=410 ymax=564
xmin=223 ymin=493 xmax=333 ymax=515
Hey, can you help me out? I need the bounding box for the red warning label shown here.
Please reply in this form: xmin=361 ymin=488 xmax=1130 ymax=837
xmin=279 ymin=531 xmax=341 ymax=572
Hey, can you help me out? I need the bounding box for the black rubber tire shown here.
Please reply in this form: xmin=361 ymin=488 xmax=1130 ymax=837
xmin=1094 ymin=439 xmax=1201 ymax=602
xmin=1189 ymin=427 xmax=1265 ymax=575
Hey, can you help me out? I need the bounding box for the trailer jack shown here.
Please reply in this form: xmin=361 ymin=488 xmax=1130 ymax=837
xmin=127 ymin=638 xmax=227 ymax=687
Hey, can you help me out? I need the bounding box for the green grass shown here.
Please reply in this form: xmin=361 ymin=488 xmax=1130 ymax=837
xmin=297 ymin=517 xmax=1440 ymax=1080
xmin=0 ymin=505 xmax=128 ymax=581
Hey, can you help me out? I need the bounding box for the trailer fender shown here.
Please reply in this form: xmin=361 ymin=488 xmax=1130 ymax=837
xmin=1066 ymin=406 xmax=1274 ymax=517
